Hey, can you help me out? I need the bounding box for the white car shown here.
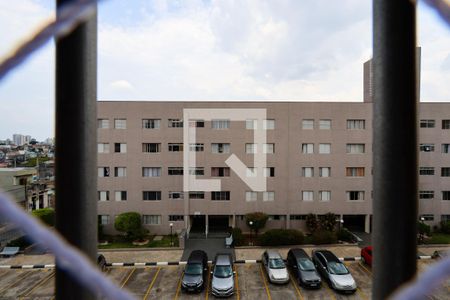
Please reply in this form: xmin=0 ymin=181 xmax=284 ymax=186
xmin=261 ymin=250 xmax=290 ymax=284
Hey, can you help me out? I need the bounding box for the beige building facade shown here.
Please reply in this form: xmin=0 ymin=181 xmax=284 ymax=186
xmin=97 ymin=101 xmax=450 ymax=235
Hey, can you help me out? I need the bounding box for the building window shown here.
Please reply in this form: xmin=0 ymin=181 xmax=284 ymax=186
xmin=142 ymin=167 xmax=161 ymax=177
xmin=319 ymin=143 xmax=331 ymax=154
xmin=114 ymin=143 xmax=127 ymax=153
xmin=268 ymin=215 xmax=284 ymax=221
xmin=347 ymin=119 xmax=365 ymax=130
xmin=211 ymin=191 xmax=230 ymax=201
xmin=302 ymin=191 xmax=314 ymax=201
xmin=142 ymin=119 xmax=160 ymax=129
xmin=114 ymin=119 xmax=126 ymax=129
xmin=114 ymin=167 xmax=127 ymax=177
xmin=211 ymin=167 xmax=230 ymax=177
xmin=169 ymin=215 xmax=184 ymax=222
xmin=263 ymin=143 xmax=275 ymax=154
xmin=189 ymin=192 xmax=205 ymax=199
xmin=302 ymin=119 xmax=314 ymax=129
xmin=420 ymin=119 xmax=435 ymax=128
xmin=142 ymin=143 xmax=161 ymax=153
xmin=189 ymin=119 xmax=204 ymax=128
xmin=319 ymin=191 xmax=331 ymax=202
xmin=347 ymin=191 xmax=364 ymax=201
xmin=99 ymin=215 xmax=109 ymax=225
xmin=168 ymin=167 xmax=184 ymax=175
xmin=168 ymin=119 xmax=183 ymax=128
xmin=290 ymin=215 xmax=307 ymax=220
xmin=442 ymin=168 xmax=450 ymax=177
xmin=442 ymin=144 xmax=450 ymax=153
xmin=212 ymin=119 xmax=230 ymax=129
xmin=246 ymin=143 xmax=257 ymax=154
xmin=115 ymin=191 xmax=127 ymax=201
xmin=319 ymin=119 xmax=331 ymax=130
xmin=98 ymin=119 xmax=109 ymax=129
xmin=246 ymin=167 xmax=257 ymax=177
xmin=189 ymin=167 xmax=204 ymax=176
xmin=442 ymin=120 xmax=450 ymax=129
xmin=212 ymin=143 xmax=230 ymax=154
xmin=302 ymin=167 xmax=314 ymax=178
xmin=319 ymin=167 xmax=330 ymax=177
xmin=97 ymin=143 xmax=110 ymax=153
xmin=169 ymin=192 xmax=184 ymax=200
xmin=419 ymin=167 xmax=435 ymax=175
xmin=189 ymin=143 xmax=204 ymax=152
xmin=263 ymin=191 xmax=275 ymax=202
xmin=98 ymin=191 xmax=109 ymax=201
xmin=143 ymin=215 xmax=161 ymax=225
xmin=246 ymin=119 xmax=257 ymax=129
xmin=420 ymin=214 xmax=434 ymax=221
xmin=168 ymin=143 xmax=183 ymax=152
xmin=301 ymin=143 xmax=314 ymax=154
xmin=245 ymin=191 xmax=257 ymax=202
xmin=420 ymin=144 xmax=435 ymax=152
xmin=346 ymin=143 xmax=365 ymax=154
xmin=419 ymin=191 xmax=434 ymax=199
xmin=263 ymin=167 xmax=275 ymax=177
xmin=263 ymin=119 xmax=275 ymax=130
xmin=442 ymin=191 xmax=450 ymax=200
xmin=143 ymin=191 xmax=161 ymax=201
xmin=346 ymin=167 xmax=365 ymax=177
xmin=98 ymin=167 xmax=110 ymax=177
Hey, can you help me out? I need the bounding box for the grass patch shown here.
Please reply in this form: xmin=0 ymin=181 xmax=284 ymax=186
xmin=148 ymin=235 xmax=179 ymax=247
xmin=426 ymin=233 xmax=450 ymax=244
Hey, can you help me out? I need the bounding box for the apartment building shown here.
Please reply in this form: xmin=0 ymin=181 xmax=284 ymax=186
xmin=97 ymin=100 xmax=450 ymax=235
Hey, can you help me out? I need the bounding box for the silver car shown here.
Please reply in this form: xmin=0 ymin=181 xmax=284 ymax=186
xmin=211 ymin=253 xmax=235 ymax=297
xmin=261 ymin=250 xmax=290 ymax=284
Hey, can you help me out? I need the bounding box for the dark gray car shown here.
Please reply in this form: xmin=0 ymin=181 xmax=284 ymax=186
xmin=181 ymin=250 xmax=208 ymax=293
xmin=287 ymin=248 xmax=321 ymax=288
xmin=211 ymin=253 xmax=235 ymax=297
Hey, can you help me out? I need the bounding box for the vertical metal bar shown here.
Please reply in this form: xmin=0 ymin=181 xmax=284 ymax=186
xmin=373 ymin=0 xmax=417 ymax=299
xmin=55 ymin=1 xmax=97 ymax=299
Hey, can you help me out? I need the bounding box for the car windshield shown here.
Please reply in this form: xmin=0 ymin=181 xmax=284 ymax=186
xmin=328 ymin=261 xmax=349 ymax=275
xmin=298 ymin=259 xmax=315 ymax=271
xmin=214 ymin=265 xmax=232 ymax=278
xmin=185 ymin=263 xmax=203 ymax=275
xmin=269 ymin=258 xmax=285 ymax=269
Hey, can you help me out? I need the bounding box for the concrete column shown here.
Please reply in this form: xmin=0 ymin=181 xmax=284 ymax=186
xmin=286 ymin=214 xmax=290 ymax=229
xmin=231 ymin=214 xmax=236 ymax=228
xmin=205 ymin=214 xmax=209 ymax=238
xmin=365 ymin=214 xmax=371 ymax=233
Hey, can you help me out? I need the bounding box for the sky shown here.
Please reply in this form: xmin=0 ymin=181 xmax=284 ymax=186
xmin=0 ymin=0 xmax=449 ymax=141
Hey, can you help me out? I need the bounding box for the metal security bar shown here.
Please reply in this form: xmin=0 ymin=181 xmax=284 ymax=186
xmin=373 ymin=0 xmax=418 ymax=299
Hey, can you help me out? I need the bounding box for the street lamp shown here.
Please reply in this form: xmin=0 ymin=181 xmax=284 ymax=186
xmin=169 ymin=222 xmax=174 ymax=247
xmin=419 ymin=217 xmax=425 ymax=244
xmin=249 ymin=221 xmax=254 ymax=246
xmin=336 ymin=217 xmax=344 ymax=231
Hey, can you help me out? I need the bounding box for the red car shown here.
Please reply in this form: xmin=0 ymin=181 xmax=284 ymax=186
xmin=361 ymin=246 xmax=373 ymax=267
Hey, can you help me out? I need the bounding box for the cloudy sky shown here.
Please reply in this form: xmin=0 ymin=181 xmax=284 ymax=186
xmin=0 ymin=0 xmax=449 ymax=141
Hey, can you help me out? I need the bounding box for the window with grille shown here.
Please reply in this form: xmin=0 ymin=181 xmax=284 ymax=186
xmin=441 ymin=168 xmax=450 ymax=177
xmin=420 ymin=144 xmax=435 ymax=152
xmin=189 ymin=167 xmax=204 ymax=176
xmin=263 ymin=167 xmax=275 ymax=177
xmin=263 ymin=119 xmax=275 ymax=130
xmin=301 ymin=143 xmax=314 ymax=154
xmin=211 ymin=143 xmax=230 ymax=153
xmin=114 ymin=167 xmax=126 ymax=177
xmin=142 ymin=143 xmax=161 ymax=153
xmin=98 ymin=191 xmax=109 ymax=201
xmin=246 ymin=119 xmax=257 ymax=129
xmin=302 ymin=191 xmax=314 ymax=201
xmin=98 ymin=167 xmax=110 ymax=177
xmin=115 ymin=191 xmax=127 ymax=201
xmin=143 ymin=215 xmax=161 ymax=225
xmin=168 ymin=167 xmax=183 ymax=175
xmin=319 ymin=191 xmax=331 ymax=202
xmin=302 ymin=119 xmax=314 ymax=129
xmin=442 ymin=191 xmax=450 ymax=201
xmin=114 ymin=143 xmax=127 ymax=153
xmin=302 ymin=167 xmax=314 ymax=177
xmin=319 ymin=143 xmax=331 ymax=154
xmin=263 ymin=143 xmax=275 ymax=154
xmin=442 ymin=120 xmax=450 ymax=129
xmin=99 ymin=215 xmax=110 ymax=225
xmin=189 ymin=192 xmax=204 ymax=199
xmin=347 ymin=191 xmax=364 ymax=201
xmin=346 ymin=143 xmax=365 ymax=154
xmin=347 ymin=119 xmax=365 ymax=129
xmin=189 ymin=119 xmax=204 ymax=127
xmin=419 ymin=191 xmax=434 ymax=199
xmin=420 ymin=119 xmax=435 ymax=128
xmin=169 ymin=192 xmax=184 ymax=200
xmin=212 ymin=119 xmax=230 ymax=129
xmin=211 ymin=191 xmax=230 ymax=201
xmin=114 ymin=118 xmax=126 ymax=129
xmin=442 ymin=144 xmax=450 ymax=153
xmin=189 ymin=143 xmax=204 ymax=152
xmin=168 ymin=143 xmax=183 ymax=152
xmin=98 ymin=119 xmax=110 ymax=129
xmin=419 ymin=167 xmax=435 ymax=175
xmin=319 ymin=167 xmax=330 ymax=177
xmin=142 ymin=119 xmax=160 ymax=129
xmin=143 ymin=191 xmax=161 ymax=201
xmin=263 ymin=191 xmax=275 ymax=202
xmin=245 ymin=191 xmax=257 ymax=202
xmin=346 ymin=167 xmax=365 ymax=177
xmin=246 ymin=143 xmax=257 ymax=154
xmin=169 ymin=215 xmax=184 ymax=221
xmin=142 ymin=167 xmax=161 ymax=177
xmin=97 ymin=143 xmax=110 ymax=153
xmin=211 ymin=167 xmax=230 ymax=177
xmin=168 ymin=119 xmax=183 ymax=128
xmin=319 ymin=119 xmax=331 ymax=129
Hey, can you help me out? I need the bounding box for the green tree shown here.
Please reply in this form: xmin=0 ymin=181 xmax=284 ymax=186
xmin=245 ymin=212 xmax=269 ymax=237
xmin=114 ymin=212 xmax=147 ymax=241
xmin=32 ymin=208 xmax=55 ymax=226
xmin=318 ymin=213 xmax=337 ymax=232
xmin=305 ymin=213 xmax=319 ymax=233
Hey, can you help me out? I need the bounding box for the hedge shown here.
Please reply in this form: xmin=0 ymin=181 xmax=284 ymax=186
xmin=310 ymin=230 xmax=338 ymax=245
xmin=259 ymin=229 xmax=304 ymax=246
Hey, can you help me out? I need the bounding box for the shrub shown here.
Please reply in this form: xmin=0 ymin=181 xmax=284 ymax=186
xmin=6 ymin=236 xmax=32 ymax=249
xmin=32 ymin=208 xmax=55 ymax=227
xmin=114 ymin=212 xmax=147 ymax=241
xmin=337 ymin=228 xmax=355 ymax=243
xmin=318 ymin=213 xmax=337 ymax=232
xmin=245 ymin=212 xmax=269 ymax=236
xmin=305 ymin=213 xmax=319 ymax=233
xmin=231 ymin=227 xmax=244 ymax=246
xmin=259 ymin=229 xmax=304 ymax=246
xmin=439 ymin=220 xmax=450 ymax=234
xmin=310 ymin=230 xmax=337 ymax=245
xmin=418 ymin=221 xmax=431 ymax=236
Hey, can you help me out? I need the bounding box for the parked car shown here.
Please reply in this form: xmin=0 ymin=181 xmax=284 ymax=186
xmin=287 ymin=248 xmax=321 ymax=288
xmin=261 ymin=250 xmax=290 ymax=284
xmin=181 ymin=250 xmax=208 ymax=293
xmin=361 ymin=246 xmax=373 ymax=267
xmin=431 ymin=249 xmax=450 ymax=259
xmin=97 ymin=254 xmax=107 ymax=272
xmin=312 ymin=249 xmax=357 ymax=293
xmin=211 ymin=253 xmax=235 ymax=297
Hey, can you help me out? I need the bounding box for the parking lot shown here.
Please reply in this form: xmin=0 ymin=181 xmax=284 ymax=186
xmin=0 ymin=260 xmax=449 ymax=299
